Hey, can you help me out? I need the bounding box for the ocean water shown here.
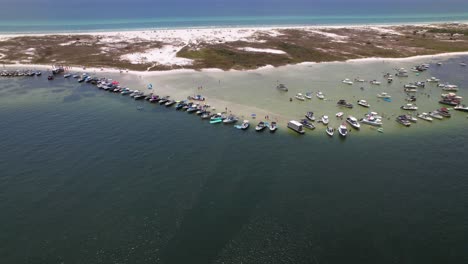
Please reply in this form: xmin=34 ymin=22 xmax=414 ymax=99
xmin=1 ymin=61 xmax=468 ymax=263
xmin=1 ymin=0 xmax=468 ymax=33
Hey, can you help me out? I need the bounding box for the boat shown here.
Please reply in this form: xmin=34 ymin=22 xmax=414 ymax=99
xmin=439 ymin=99 xmax=459 ymax=106
xmin=346 ymin=116 xmax=361 ymax=129
xmin=377 ymin=92 xmax=391 ymax=99
xmin=269 ymin=122 xmax=278 ymax=132
xmin=460 ymin=62 xmax=467 ymax=66
xmin=305 ymin=111 xmax=315 ymax=121
xmin=336 ymin=112 xmax=344 ymax=118
xmin=387 ymin=77 xmax=393 ymax=83
xmin=342 ymin=78 xmax=353 ymax=85
xmin=133 ymin=93 xmax=146 ymax=100
xmin=429 ymin=111 xmax=443 ymax=120
xmin=437 ymin=62 xmax=442 ymax=66
xmin=255 ymin=121 xmax=267 ymax=131
xmin=454 ymin=104 xmax=468 ymax=112
xmin=357 ymin=99 xmax=370 ymax=108
xmin=64 ymin=74 xmax=72 ymax=78
xmin=427 ymin=77 xmax=440 ymax=83
xmin=316 ymin=91 xmax=325 ymax=100
xmin=223 ymin=115 xmax=239 ymax=124
xmin=400 ymin=104 xmax=418 ymax=111
xmin=326 ymin=126 xmax=335 ymax=137
xmin=175 ymin=101 xmax=187 ymax=109
xmin=201 ymin=111 xmax=212 ymax=119
xmin=338 ymin=124 xmax=348 ymax=137
xmin=396 ymin=115 xmax=411 ymax=127
xmin=187 ymin=104 xmax=200 ymax=113
xmin=165 ymin=100 xmax=176 ymax=106
xmin=189 ymin=94 xmax=206 ymax=101
xmin=404 ymin=88 xmax=418 ymax=93
xmin=404 ymin=84 xmax=418 ymax=89
xmin=210 ymin=117 xmax=223 ymax=124
xmin=305 ymin=92 xmax=313 ymax=99
xmin=354 ymin=78 xmax=365 ymax=82
xmin=437 ymin=108 xmax=451 ymax=117
xmin=441 ymin=93 xmax=463 ymax=100
xmin=370 ymin=80 xmax=381 ymax=85
xmin=337 ymin=99 xmax=353 ymax=108
xmin=276 ymin=83 xmax=288 ymax=91
xmin=47 ymin=75 xmax=54 ymax=80
xmin=149 ymin=95 xmax=161 ymax=103
xmin=295 ymin=93 xmax=306 ymax=101
xmin=235 ymin=120 xmax=250 ymax=130
xmin=417 ymin=113 xmax=433 ymax=122
xmin=300 ymin=119 xmax=315 ymax=130
xmin=406 ymin=96 xmax=417 ymax=102
xmin=158 ymin=96 xmax=170 ymax=104
xmin=287 ymin=120 xmax=305 ymax=134
xmin=442 ymin=86 xmax=459 ymax=92
xmin=121 ymin=88 xmax=132 ymax=95
xmin=360 ymin=115 xmax=383 ymax=127
xmin=395 ymin=72 xmax=409 ymax=77
xmin=321 ymin=115 xmax=329 ymax=125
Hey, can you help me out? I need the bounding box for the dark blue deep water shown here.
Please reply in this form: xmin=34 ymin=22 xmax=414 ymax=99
xmin=1 ymin=0 xmax=468 ymax=33
xmin=0 ymin=72 xmax=467 ymax=263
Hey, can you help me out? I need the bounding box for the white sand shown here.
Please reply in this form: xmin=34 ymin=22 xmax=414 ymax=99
xmin=120 ymin=45 xmax=194 ymax=66
xmin=238 ymin=47 xmax=287 ymax=54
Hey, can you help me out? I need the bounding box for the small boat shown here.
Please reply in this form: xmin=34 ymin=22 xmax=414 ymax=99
xmin=346 ymin=116 xmax=360 ymax=129
xmin=400 ymin=104 xmax=418 ymax=111
xmin=165 ymin=100 xmax=176 ymax=106
xmin=355 ymin=78 xmax=365 ymax=82
xmin=377 ymin=92 xmax=391 ymax=99
xmin=158 ymin=96 xmax=170 ymax=104
xmin=418 ymin=113 xmax=433 ymax=122
xmin=210 ymin=117 xmax=223 ymax=124
xmin=437 ymin=108 xmax=451 ymax=117
xmin=404 ymin=84 xmax=418 ymax=89
xmin=338 ymin=124 xmax=348 ymax=137
xmin=72 ymin=74 xmax=79 ymax=78
xmin=316 ymin=91 xmax=325 ymax=100
xmin=300 ymin=119 xmax=315 ymax=130
xmin=255 ymin=121 xmax=267 ymax=131
xmin=437 ymin=62 xmax=442 ymax=66
xmin=133 ymin=93 xmax=146 ymax=100
xmin=342 ymin=78 xmax=353 ymax=85
xmin=460 ymin=62 xmax=467 ymax=66
xmin=336 ymin=112 xmax=344 ymax=118
xmin=201 ymin=111 xmax=212 ymax=119
xmin=406 ymin=96 xmax=417 ymax=102
xmin=295 ymin=93 xmax=306 ymax=101
xmin=326 ymin=126 xmax=335 ymax=137
xmin=121 ymin=88 xmax=132 ymax=95
xmin=276 ymin=83 xmax=288 ymax=91
xmin=321 ymin=115 xmax=329 ymax=125
xmin=403 ymin=115 xmax=418 ymax=123
xmin=439 ymin=99 xmax=459 ymax=106
xmin=454 ymin=104 xmax=468 ymax=112
xmin=269 ymin=122 xmax=278 ymax=132
xmin=396 ymin=115 xmax=412 ymax=127
xmin=387 ymin=77 xmax=393 ymax=83
xmin=189 ymin=94 xmax=206 ymax=101
xmin=305 ymin=111 xmax=315 ymax=121
xmin=370 ymin=80 xmax=381 ymax=85
xmin=429 ymin=111 xmax=443 ymax=120
xmin=63 ymin=74 xmax=72 ymax=78
xmin=426 ymin=77 xmax=440 ymax=83
xmin=357 ymin=99 xmax=370 ymax=108
xmin=149 ymin=95 xmax=161 ymax=103
xmin=47 ymin=75 xmax=54 ymax=80
xmin=441 ymin=93 xmax=463 ymax=100
xmin=187 ymin=104 xmax=200 ymax=113
xmin=235 ymin=120 xmax=250 ymax=130
xmin=223 ymin=115 xmax=239 ymax=124
xmin=287 ymin=120 xmax=305 ymax=134
xmin=305 ymin=92 xmax=313 ymax=99
xmin=337 ymin=99 xmax=353 ymax=108
xmin=360 ymin=116 xmax=383 ymax=127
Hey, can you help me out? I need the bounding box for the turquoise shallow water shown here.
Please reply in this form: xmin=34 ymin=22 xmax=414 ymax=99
xmin=0 ymin=65 xmax=467 ymax=263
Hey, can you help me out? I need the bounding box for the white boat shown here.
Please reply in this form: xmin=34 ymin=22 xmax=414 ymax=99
xmin=441 ymin=93 xmax=463 ymax=100
xmin=305 ymin=92 xmax=313 ymax=99
xmin=404 ymin=88 xmax=418 ymax=93
xmin=316 ymin=91 xmax=325 ymax=100
xmin=426 ymin=77 xmax=440 ymax=83
xmin=377 ymin=92 xmax=391 ymax=98
xmin=354 ymin=78 xmax=366 ymax=82
xmin=326 ymin=126 xmax=335 ymax=137
xmin=369 ymin=112 xmax=383 ymax=119
xmin=357 ymin=99 xmax=370 ymax=108
xmin=404 ymin=84 xmax=418 ymax=89
xmin=295 ymin=93 xmax=306 ymax=101
xmin=460 ymin=62 xmax=467 ymax=66
xmin=342 ymin=78 xmax=353 ymax=85
xmin=442 ymin=85 xmax=459 ymax=91
xmin=338 ymin=124 xmax=348 ymax=137
xmin=346 ymin=116 xmax=361 ymax=129
xmin=321 ymin=115 xmax=329 ymax=125
xmin=287 ymin=120 xmax=305 ymax=134
xmin=336 ymin=112 xmax=344 ymax=118
xmin=360 ymin=116 xmax=383 ymax=127
xmin=235 ymin=120 xmax=250 ymax=130
xmin=417 ymin=113 xmax=433 ymax=121
xmin=401 ymin=104 xmax=418 ymax=111
xmin=437 ymin=62 xmax=442 ymax=66
xmin=429 ymin=111 xmax=443 ymax=120
xmin=370 ymin=80 xmax=381 ymax=85
xmin=454 ymin=104 xmax=468 ymax=112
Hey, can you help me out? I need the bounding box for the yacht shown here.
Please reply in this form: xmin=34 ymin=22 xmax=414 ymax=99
xmin=417 ymin=113 xmax=433 ymax=122
xmin=357 ymin=99 xmax=370 ymax=108
xmin=295 ymin=93 xmax=306 ymax=101
xmin=346 ymin=116 xmax=361 ymax=129
xmin=454 ymin=104 xmax=468 ymax=112
xmin=400 ymin=104 xmax=418 ymax=111
xmin=321 ymin=115 xmax=329 ymax=125
xmin=377 ymin=92 xmax=391 ymax=99
xmin=360 ymin=115 xmax=383 ymax=127
xmin=342 ymin=78 xmax=353 ymax=85
xmin=429 ymin=111 xmax=444 ymax=120
xmin=316 ymin=91 xmax=325 ymax=100
xmin=338 ymin=124 xmax=348 ymax=137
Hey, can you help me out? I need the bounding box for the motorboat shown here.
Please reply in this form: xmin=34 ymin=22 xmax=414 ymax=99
xmin=158 ymin=96 xmax=170 ymax=104
xmin=223 ymin=115 xmax=239 ymax=124
xmin=454 ymin=104 xmax=468 ymax=112
xmin=404 ymin=88 xmax=417 ymax=93
xmin=360 ymin=115 xmax=383 ymax=127
xmin=395 ymin=72 xmax=409 ymax=77
xmin=149 ymin=95 xmax=161 ymax=103
xmin=165 ymin=100 xmax=176 ymax=107
xmin=368 ymin=112 xmax=383 ymax=119
xmin=429 ymin=111 xmax=444 ymax=120
xmin=346 ymin=116 xmax=361 ymax=129
xmin=269 ymin=122 xmax=278 ymax=132
xmin=387 ymin=77 xmax=393 ymax=83
xmin=287 ymin=120 xmax=305 ymax=134
xmin=357 ymin=99 xmax=370 ymax=108
xmin=406 ymin=95 xmax=417 ymax=102
xmin=417 ymin=113 xmax=433 ymax=121
xmin=404 ymin=84 xmax=418 ymax=89
xmin=47 ymin=75 xmax=54 ymax=80
xmin=189 ymin=94 xmax=206 ymax=101
xmin=255 ymin=121 xmax=267 ymax=131
xmin=442 ymin=86 xmax=459 ymax=92
xmin=276 ymin=83 xmax=288 ymax=91
xmin=401 ymin=104 xmax=418 ymax=111
xmin=460 ymin=62 xmax=467 ymax=66
xmin=64 ymin=74 xmax=72 ymax=78
xmin=338 ymin=124 xmax=348 ymax=137
xmin=295 ymin=93 xmax=306 ymax=101
xmin=354 ymin=78 xmax=365 ymax=82
xmin=370 ymin=80 xmax=381 ymax=85
xmin=316 ymin=91 xmax=325 ymax=100
xmin=300 ymin=119 xmax=315 ymax=130
xmin=427 ymin=77 xmax=440 ymax=83
xmin=133 ymin=93 xmax=146 ymax=100
xmin=377 ymin=92 xmax=391 ymax=99
xmin=321 ymin=115 xmax=329 ymax=125
xmin=210 ymin=117 xmax=223 ymax=124
xmin=201 ymin=111 xmax=212 ymax=119
xmin=336 ymin=112 xmax=344 ymax=118
xmin=396 ymin=115 xmax=411 ymax=127
xmin=403 ymin=115 xmax=418 ymax=123
xmin=439 ymin=99 xmax=459 ymax=106
xmin=441 ymin=93 xmax=463 ymax=100
xmin=305 ymin=111 xmax=315 ymax=121
xmin=305 ymin=92 xmax=313 ymax=99
xmin=326 ymin=126 xmax=335 ymax=137
xmin=337 ymin=99 xmax=353 ymax=108
xmin=342 ymin=78 xmax=353 ymax=85
xmin=121 ymin=88 xmax=132 ymax=95
xmin=235 ymin=120 xmax=250 ymax=130
xmin=437 ymin=108 xmax=451 ymax=117
xmin=187 ymin=104 xmax=200 ymax=113
xmin=175 ymin=101 xmax=187 ymax=109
